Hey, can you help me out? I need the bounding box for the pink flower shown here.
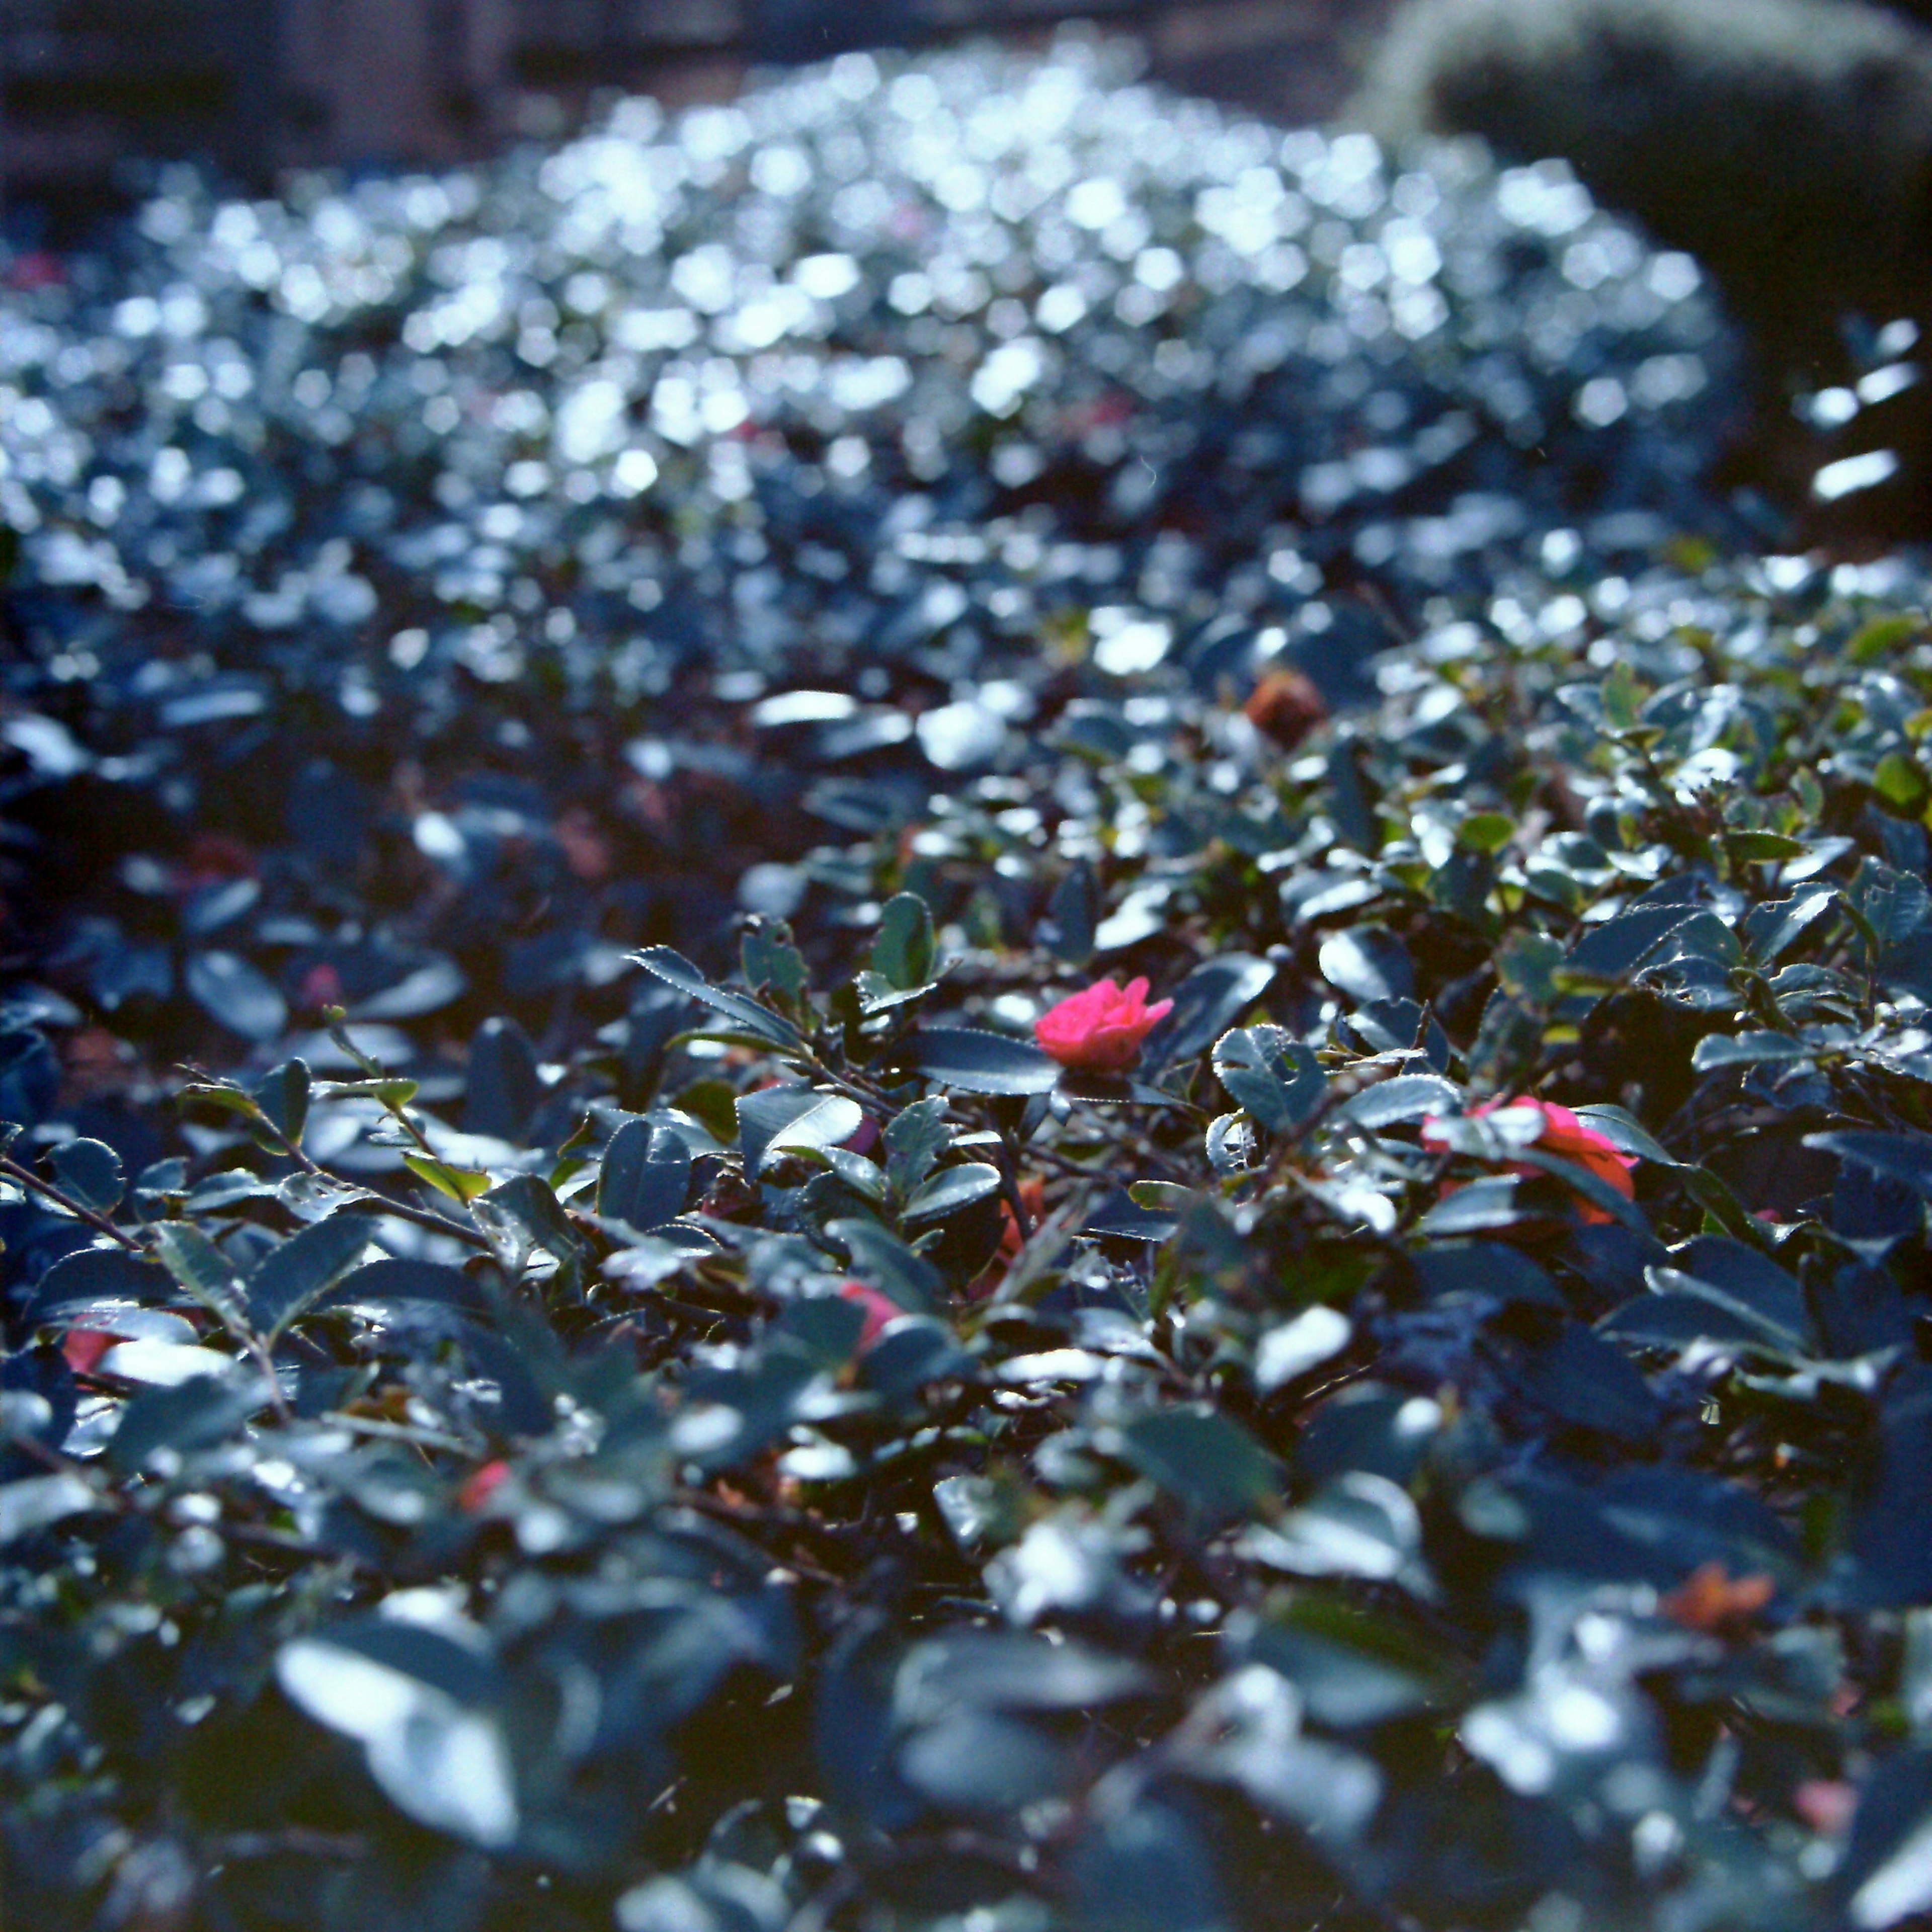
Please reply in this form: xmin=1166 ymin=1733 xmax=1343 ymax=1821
xmin=1794 ymin=1780 xmax=1858 ymax=1838
xmin=62 ymin=1327 xmax=120 ymax=1377
xmin=1034 ymin=977 xmax=1174 ymax=1073
xmin=839 ymin=1280 xmax=904 ymax=1351
xmin=1421 ymin=1097 xmax=1637 ymax=1225
xmin=457 ymin=1460 xmax=512 ymax=1513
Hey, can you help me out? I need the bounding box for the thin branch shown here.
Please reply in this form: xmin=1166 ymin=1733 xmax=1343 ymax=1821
xmin=249 ymin=1108 xmax=493 ymax=1252
xmin=0 ymin=1154 xmax=142 ymax=1251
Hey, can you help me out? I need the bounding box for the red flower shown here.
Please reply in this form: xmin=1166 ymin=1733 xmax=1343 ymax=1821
xmin=62 ymin=1328 xmax=120 ymax=1377
xmin=457 ymin=1460 xmax=512 ymax=1513
xmin=1034 ymin=977 xmax=1174 ymax=1074
xmin=1660 ymin=1561 xmax=1775 ymax=1632
xmin=838 ymin=1280 xmax=904 ymax=1351
xmin=1793 ymin=1780 xmax=1857 ymax=1837
xmin=1421 ymin=1097 xmax=1637 ymax=1225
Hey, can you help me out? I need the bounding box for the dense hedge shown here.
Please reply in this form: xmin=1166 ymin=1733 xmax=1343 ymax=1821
xmin=6 ymin=39 xmax=1932 ymax=1932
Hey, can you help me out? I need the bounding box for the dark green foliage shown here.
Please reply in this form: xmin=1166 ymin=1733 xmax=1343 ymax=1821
xmin=1360 ymin=0 xmax=1932 ymax=381
xmin=6 ymin=549 xmax=1932 ymax=1929
xmin=1358 ymin=0 xmax=1932 ymax=540
xmin=3 ymin=34 xmax=1932 ymax=1932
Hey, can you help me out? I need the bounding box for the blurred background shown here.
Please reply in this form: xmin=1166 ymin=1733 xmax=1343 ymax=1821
xmin=0 ymin=0 xmax=1395 ymax=231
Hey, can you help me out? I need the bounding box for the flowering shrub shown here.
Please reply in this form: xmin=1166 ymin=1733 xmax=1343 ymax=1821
xmin=8 ymin=537 xmax=1932 ymax=1930
xmin=3 ymin=41 xmax=1932 ymax=1932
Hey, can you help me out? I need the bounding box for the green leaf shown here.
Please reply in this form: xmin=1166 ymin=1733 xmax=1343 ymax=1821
xmin=1646 ymin=1254 xmax=1810 ymax=1355
xmin=1206 ymin=1111 xmax=1260 ymax=1174
xmin=1874 ymin=751 xmax=1928 ymax=811
xmin=315 ymin=1077 xmax=421 ymax=1108
xmin=403 ymin=1152 xmax=495 ymax=1202
xmin=596 ymin=1119 xmax=692 ymax=1228
xmin=252 ymin=1058 xmax=311 ymax=1147
xmin=1426 ymin=849 xmax=1495 ymax=930
xmin=1805 ymin=1131 xmax=1932 ymax=1202
xmin=1318 ymin=927 xmax=1413 ymax=1006
xmin=818 ymin=1146 xmax=890 ymax=1202
xmin=737 ymin=1086 xmax=865 ymax=1175
xmin=1338 ymin=1075 xmax=1461 ymax=1131
xmin=1129 ymin=1181 xmax=1197 ymax=1214
xmin=1212 ymin=1026 xmax=1325 ymax=1136
xmin=1140 ymin=954 xmax=1276 ymax=1071
xmin=1495 ymin=930 xmax=1564 ymax=1007
xmin=1419 ymin=1175 xmax=1533 ymax=1236
xmin=1742 ymin=884 xmax=1837 ymax=966
xmin=1255 ymin=1306 xmax=1353 ymax=1391
xmin=827 ymin=1217 xmax=942 ymax=1314
xmin=902 ymin=1162 xmax=1003 ymax=1223
xmin=912 ymin=1027 xmax=1061 ymax=1097
xmin=247 ymin=1213 xmax=378 ymax=1341
xmin=1562 ymin=905 xmax=1703 ymax=983
xmin=318 ymin=1259 xmax=489 ymax=1317
xmin=632 ymin=947 xmax=805 ymax=1052
xmin=26 ymin=1247 xmax=174 ymax=1323
xmin=1724 ymin=831 xmax=1810 ymax=864
xmin=741 ymin=917 xmax=809 ymax=1005
xmin=473 ymin=1173 xmax=582 ymax=1268
xmin=109 ymin=1375 xmax=267 ymax=1475
xmin=1682 ymin=1165 xmax=1771 ymax=1244
xmin=1465 ymin=990 xmax=1543 ymax=1088
xmin=153 ymin=1223 xmax=253 ymax=1340
xmin=1848 ymin=613 xmax=1920 ymax=664
xmin=1601 ymin=661 xmax=1649 ymax=733
xmin=186 ymin=950 xmax=287 ymax=1042
xmin=870 ymin=892 xmax=936 ymax=992
xmin=1570 ymin=1104 xmax=1681 ymax=1167
xmin=1458 ymin=812 xmax=1515 ymax=854
xmin=853 ymin=971 xmax=935 ymax=1017
xmin=0 ymin=1473 xmax=101 ymax=1544
xmin=48 ymin=1139 xmax=123 ymax=1215
xmin=1654 ymin=910 xmax=1743 ymax=971
xmin=463 ymin=1017 xmax=542 ymax=1142
xmin=1692 ymin=1031 xmax=1815 ymax=1071
xmin=1121 ymin=1405 xmax=1281 ymax=1524
xmin=181 ymin=1081 xmax=266 ymax=1120
xmin=885 ymin=1097 xmax=952 ymax=1197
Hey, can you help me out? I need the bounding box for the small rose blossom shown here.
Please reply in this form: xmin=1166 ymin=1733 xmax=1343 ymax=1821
xmin=457 ymin=1460 xmax=512 ymax=1513
xmin=1660 ymin=1561 xmax=1776 ymax=1632
xmin=62 ymin=1328 xmax=119 ymax=1377
xmin=1422 ymin=1097 xmax=1637 ymax=1225
xmin=838 ymin=1280 xmax=904 ymax=1351
xmin=1034 ymin=977 xmax=1174 ymax=1073
xmin=1794 ymin=1780 xmax=1858 ymax=1837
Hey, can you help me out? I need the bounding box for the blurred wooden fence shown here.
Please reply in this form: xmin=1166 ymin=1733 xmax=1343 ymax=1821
xmin=0 ymin=0 xmax=1389 ymax=207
